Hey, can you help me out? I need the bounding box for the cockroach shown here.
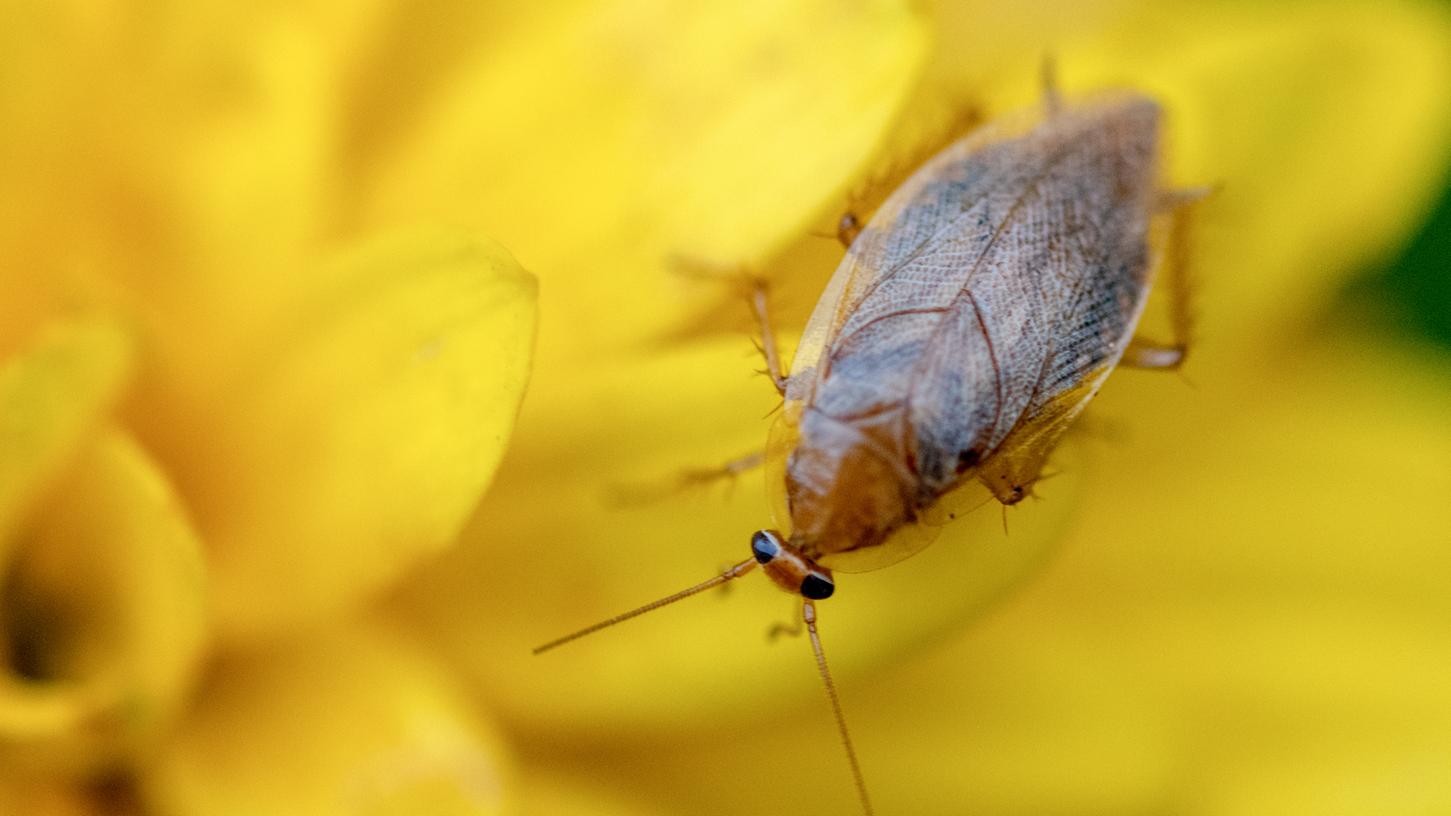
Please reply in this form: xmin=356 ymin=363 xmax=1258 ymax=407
xmin=536 ymin=70 xmax=1206 ymax=815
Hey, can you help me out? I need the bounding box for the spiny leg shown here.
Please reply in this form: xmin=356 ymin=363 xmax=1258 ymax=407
xmin=975 ymin=388 xmax=1091 ymax=506
xmin=1122 ymin=187 xmax=1212 ymax=371
xmin=747 ymin=279 xmax=789 ymax=395
xmin=679 ymin=449 xmax=766 ymax=487
xmin=836 ymin=100 xmax=983 ymax=247
xmin=606 ymin=449 xmax=765 ymax=506
xmin=621 ymin=255 xmax=782 ymax=504
xmin=670 ymin=256 xmax=789 ymax=395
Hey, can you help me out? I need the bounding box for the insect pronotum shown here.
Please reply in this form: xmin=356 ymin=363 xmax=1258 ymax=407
xmin=536 ymin=69 xmax=1206 ymax=815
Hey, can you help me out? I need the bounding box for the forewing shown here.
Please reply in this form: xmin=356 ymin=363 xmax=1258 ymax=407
xmin=784 ymin=108 xmax=1044 ymax=407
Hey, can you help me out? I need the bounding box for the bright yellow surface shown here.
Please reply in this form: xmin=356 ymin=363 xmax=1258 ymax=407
xmin=2 ymin=1 xmax=1450 ymax=814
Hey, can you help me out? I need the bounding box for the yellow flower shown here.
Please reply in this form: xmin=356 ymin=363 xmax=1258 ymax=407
xmin=3 ymin=1 xmax=1450 ymax=815
xmin=2 ymin=4 xmax=537 ymax=813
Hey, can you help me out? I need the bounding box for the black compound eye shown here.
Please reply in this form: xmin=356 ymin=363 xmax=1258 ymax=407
xmin=799 ymin=572 xmax=835 ymax=600
xmin=751 ymin=530 xmax=781 ymax=564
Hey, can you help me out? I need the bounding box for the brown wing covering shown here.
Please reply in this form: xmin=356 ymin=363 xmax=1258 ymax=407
xmin=784 ymin=94 xmax=1161 ymax=559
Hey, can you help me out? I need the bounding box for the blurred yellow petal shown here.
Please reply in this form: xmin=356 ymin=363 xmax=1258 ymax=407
xmin=125 ymin=1 xmax=399 ymax=318
xmin=0 ymin=319 xmax=132 ymax=560
xmin=145 ymin=621 xmax=510 ymax=816
xmin=0 ymin=7 xmax=140 ymax=356
xmin=191 ymin=231 xmax=536 ymax=642
xmin=362 ymin=0 xmax=928 ymax=364
xmin=0 ymin=3 xmax=398 ymax=488
xmin=1082 ymin=602 xmax=1451 ymax=816
xmin=0 ymin=430 xmax=206 ymax=774
xmin=1077 ymin=334 xmax=1451 ymax=605
xmin=396 ymin=336 xmax=1081 ymax=735
xmin=514 ymin=771 xmax=667 ymax=816
xmin=0 ymin=779 xmax=96 ymax=816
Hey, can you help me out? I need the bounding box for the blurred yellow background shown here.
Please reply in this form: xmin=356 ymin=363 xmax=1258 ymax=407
xmin=3 ymin=1 xmax=1451 ymax=814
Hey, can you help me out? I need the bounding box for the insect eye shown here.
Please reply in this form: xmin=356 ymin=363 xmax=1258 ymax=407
xmin=751 ymin=530 xmax=782 ymax=564
xmin=799 ymin=572 xmax=835 ymax=600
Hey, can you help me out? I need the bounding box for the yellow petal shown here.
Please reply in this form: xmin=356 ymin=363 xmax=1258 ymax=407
xmin=196 ymin=230 xmax=536 ymax=642
xmin=0 ymin=779 xmax=96 ymax=816
xmin=144 ymin=620 xmax=511 ymax=816
xmin=1076 ymin=332 xmax=1451 ymax=602
xmin=0 ymin=319 xmax=132 ymax=560
xmin=0 ymin=430 xmax=206 ymax=775
xmin=0 ymin=2 xmax=396 ymax=462
xmin=362 ymin=0 xmax=928 ymax=365
xmin=130 ymin=1 xmax=393 ymax=306
xmin=514 ymin=771 xmax=667 ymax=816
xmin=395 ymin=336 xmax=1081 ymax=734
xmin=0 ymin=6 xmax=144 ymax=356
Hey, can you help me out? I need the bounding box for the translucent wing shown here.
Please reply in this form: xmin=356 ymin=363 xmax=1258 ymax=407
xmin=773 ymin=93 xmax=1162 ymax=571
xmin=784 ymin=103 xmax=1050 ymax=408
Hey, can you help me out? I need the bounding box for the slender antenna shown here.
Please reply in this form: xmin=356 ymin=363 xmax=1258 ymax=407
xmin=533 ymin=559 xmax=758 ymax=655
xmin=803 ymin=600 xmax=874 ymax=816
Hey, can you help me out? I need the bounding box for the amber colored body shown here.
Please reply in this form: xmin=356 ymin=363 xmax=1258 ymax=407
xmin=779 ymin=94 xmax=1162 ymax=572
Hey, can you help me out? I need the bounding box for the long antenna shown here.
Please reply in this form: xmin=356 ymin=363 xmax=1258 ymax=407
xmin=533 ymin=559 xmax=758 ymax=654
xmin=803 ymin=600 xmax=874 ymax=816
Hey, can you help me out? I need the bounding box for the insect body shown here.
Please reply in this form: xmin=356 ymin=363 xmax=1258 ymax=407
xmin=780 ymin=92 xmax=1164 ymax=577
xmin=538 ymin=85 xmax=1198 ymax=816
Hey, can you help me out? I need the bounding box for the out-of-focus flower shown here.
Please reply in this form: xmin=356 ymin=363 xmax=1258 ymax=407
xmin=2 ymin=3 xmax=537 ymax=813
xmin=146 ymin=620 xmax=511 ymax=816
xmin=0 ymin=321 xmax=206 ymax=780
xmin=3 ymin=1 xmax=1450 ymax=815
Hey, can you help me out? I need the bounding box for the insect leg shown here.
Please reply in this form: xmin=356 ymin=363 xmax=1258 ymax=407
xmin=766 ymin=617 xmax=804 ymax=641
xmin=1123 ymin=187 xmax=1211 ymax=371
xmin=1155 ymin=186 xmax=1215 ymax=212
xmin=835 ymin=100 xmax=983 ymax=247
xmin=678 ymin=449 xmax=766 ymax=486
xmin=605 ymin=449 xmax=766 ymax=505
xmin=976 ymin=403 xmax=1083 ymax=505
xmin=1120 ymin=339 xmax=1185 ymax=370
xmin=747 ymin=278 xmax=790 ymax=395
xmin=1041 ymin=53 xmax=1063 ymax=116
xmin=669 ymin=256 xmax=789 ymax=394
